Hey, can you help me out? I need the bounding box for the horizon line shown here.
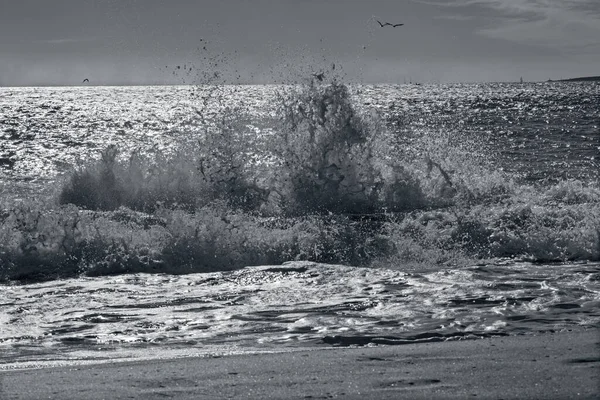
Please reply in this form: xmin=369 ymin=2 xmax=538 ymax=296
xmin=2 ymin=78 xmax=590 ymax=89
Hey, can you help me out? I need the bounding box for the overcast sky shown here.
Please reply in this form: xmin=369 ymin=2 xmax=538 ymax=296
xmin=1 ymin=0 xmax=599 ymax=86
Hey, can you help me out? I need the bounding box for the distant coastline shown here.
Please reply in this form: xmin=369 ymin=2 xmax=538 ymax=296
xmin=548 ymin=75 xmax=600 ymax=82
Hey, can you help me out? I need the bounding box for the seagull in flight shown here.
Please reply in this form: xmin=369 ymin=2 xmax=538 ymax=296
xmin=82 ymin=78 xmax=89 ymax=83
xmin=377 ymin=20 xmax=404 ymax=28
xmin=312 ymin=72 xmax=325 ymax=82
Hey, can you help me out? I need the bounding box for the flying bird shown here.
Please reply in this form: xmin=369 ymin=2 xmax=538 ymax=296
xmin=376 ymin=20 xmax=404 ymax=28
xmin=312 ymin=72 xmax=325 ymax=82
xmin=82 ymin=78 xmax=89 ymax=83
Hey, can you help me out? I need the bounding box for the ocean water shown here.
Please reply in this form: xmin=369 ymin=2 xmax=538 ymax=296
xmin=0 ymin=81 xmax=599 ymax=368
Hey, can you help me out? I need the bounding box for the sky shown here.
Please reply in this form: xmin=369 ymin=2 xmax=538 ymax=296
xmin=1 ymin=0 xmax=599 ymax=86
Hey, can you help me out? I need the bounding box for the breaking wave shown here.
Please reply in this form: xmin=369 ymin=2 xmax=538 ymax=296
xmin=1 ymin=78 xmax=599 ymax=282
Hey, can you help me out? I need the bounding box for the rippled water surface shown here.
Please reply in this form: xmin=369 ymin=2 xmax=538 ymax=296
xmin=1 ymin=261 xmax=599 ymax=368
xmin=2 ymin=83 xmax=598 ymax=189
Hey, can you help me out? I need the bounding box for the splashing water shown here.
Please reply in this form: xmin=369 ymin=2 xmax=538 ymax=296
xmin=0 ymin=78 xmax=599 ymax=367
xmin=1 ymin=81 xmax=598 ymax=279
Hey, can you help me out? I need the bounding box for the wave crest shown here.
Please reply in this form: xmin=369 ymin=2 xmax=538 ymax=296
xmin=1 ymin=80 xmax=599 ymax=282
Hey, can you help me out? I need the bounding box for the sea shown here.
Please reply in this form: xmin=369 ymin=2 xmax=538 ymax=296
xmin=0 ymin=81 xmax=599 ymax=369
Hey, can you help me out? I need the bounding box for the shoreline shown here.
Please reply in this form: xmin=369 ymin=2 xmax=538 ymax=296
xmin=1 ymin=329 xmax=598 ymax=399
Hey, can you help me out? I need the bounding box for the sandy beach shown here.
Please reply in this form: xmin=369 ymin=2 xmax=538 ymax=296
xmin=1 ymin=329 xmax=598 ymax=399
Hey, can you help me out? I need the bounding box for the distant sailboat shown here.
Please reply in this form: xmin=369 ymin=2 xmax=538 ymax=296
xmin=520 ymin=77 xmax=523 ymax=84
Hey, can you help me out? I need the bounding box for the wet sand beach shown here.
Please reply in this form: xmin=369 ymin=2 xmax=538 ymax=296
xmin=1 ymin=329 xmax=598 ymax=399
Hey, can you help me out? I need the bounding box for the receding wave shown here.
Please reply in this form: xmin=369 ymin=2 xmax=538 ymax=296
xmin=1 ymin=261 xmax=598 ymax=366
xmin=1 ymin=79 xmax=599 ymax=282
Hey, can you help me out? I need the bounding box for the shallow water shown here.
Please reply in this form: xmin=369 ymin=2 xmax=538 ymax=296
xmin=1 ymin=261 xmax=598 ymax=368
xmin=1 ymin=82 xmax=599 ymax=368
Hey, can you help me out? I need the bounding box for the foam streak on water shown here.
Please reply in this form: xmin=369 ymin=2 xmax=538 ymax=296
xmin=1 ymin=261 xmax=598 ymax=367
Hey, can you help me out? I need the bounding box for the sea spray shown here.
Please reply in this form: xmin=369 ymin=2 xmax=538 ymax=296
xmin=270 ymin=79 xmax=427 ymax=215
xmin=1 ymin=79 xmax=599 ymax=283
